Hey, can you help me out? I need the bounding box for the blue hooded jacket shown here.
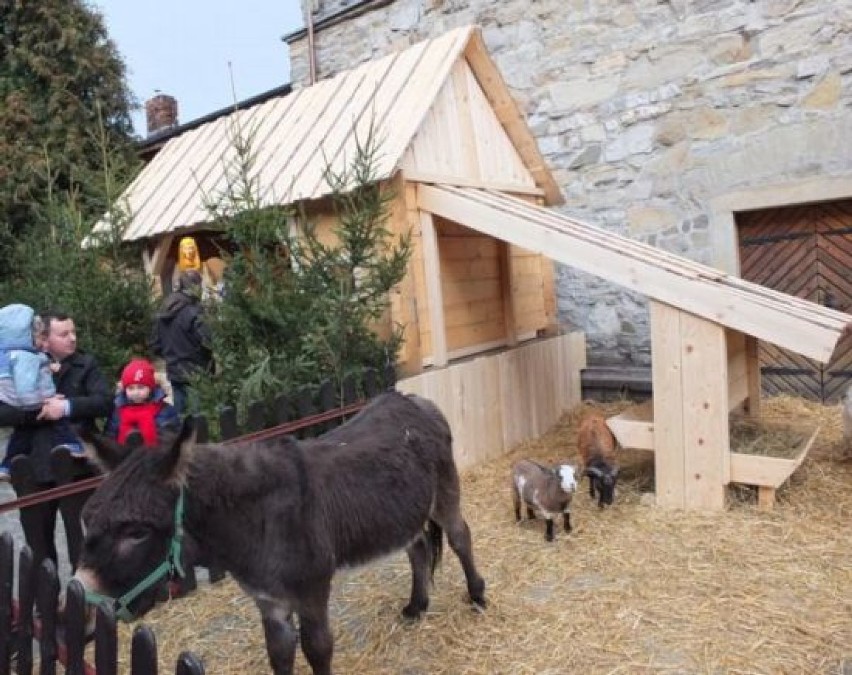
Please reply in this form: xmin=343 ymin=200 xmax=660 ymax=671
xmin=0 ymin=304 xmax=55 ymax=409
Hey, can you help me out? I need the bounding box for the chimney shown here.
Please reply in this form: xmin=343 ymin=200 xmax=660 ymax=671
xmin=145 ymin=93 xmax=178 ymax=136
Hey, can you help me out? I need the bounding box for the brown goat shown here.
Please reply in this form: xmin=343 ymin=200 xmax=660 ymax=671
xmin=576 ymin=411 xmax=619 ymax=507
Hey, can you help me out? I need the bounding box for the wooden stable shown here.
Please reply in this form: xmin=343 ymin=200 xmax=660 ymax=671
xmin=106 ymin=25 xmax=851 ymax=507
xmin=106 ymin=26 xmax=562 ymax=376
xmin=415 ymin=186 xmax=849 ymax=511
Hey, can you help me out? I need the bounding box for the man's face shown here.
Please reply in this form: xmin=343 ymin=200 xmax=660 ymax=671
xmin=45 ymin=319 xmax=77 ymax=361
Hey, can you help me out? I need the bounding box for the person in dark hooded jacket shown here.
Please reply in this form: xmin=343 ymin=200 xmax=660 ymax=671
xmin=149 ymin=270 xmax=213 ymax=415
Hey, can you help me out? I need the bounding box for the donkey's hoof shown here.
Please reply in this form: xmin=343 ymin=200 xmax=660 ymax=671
xmin=401 ymin=603 xmax=426 ymax=620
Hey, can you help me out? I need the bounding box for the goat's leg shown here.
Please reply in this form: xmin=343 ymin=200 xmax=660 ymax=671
xmin=589 ymin=478 xmax=596 ymax=499
xmin=255 ymin=597 xmax=297 ymax=675
xmin=403 ymin=531 xmax=432 ymax=619
xmin=563 ymin=511 xmax=572 ymax=533
xmin=545 ymin=518 xmax=554 ymax=542
xmin=512 ymin=489 xmax=522 ymax=522
xmin=526 ymin=506 xmax=536 ymax=520
xmin=297 ymin=581 xmax=334 ymax=675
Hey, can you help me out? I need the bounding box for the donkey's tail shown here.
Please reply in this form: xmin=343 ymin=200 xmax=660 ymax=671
xmin=427 ymin=519 xmax=444 ymax=579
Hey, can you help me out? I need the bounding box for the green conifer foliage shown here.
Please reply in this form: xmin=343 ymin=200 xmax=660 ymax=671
xmin=0 ymin=0 xmax=137 ymax=258
xmin=195 ymin=119 xmax=411 ymax=419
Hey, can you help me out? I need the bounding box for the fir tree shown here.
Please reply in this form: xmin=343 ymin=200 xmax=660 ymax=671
xmin=0 ymin=0 xmax=137 ymax=263
xmin=194 ymin=118 xmax=411 ymax=420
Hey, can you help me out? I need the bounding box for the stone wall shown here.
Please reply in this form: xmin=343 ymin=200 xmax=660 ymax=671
xmin=288 ymin=0 xmax=852 ymax=366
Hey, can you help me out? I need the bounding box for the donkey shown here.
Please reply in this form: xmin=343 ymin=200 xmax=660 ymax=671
xmin=74 ymin=391 xmax=486 ymax=675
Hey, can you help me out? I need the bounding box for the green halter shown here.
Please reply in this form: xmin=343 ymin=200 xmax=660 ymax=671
xmin=85 ymin=487 xmax=187 ymax=622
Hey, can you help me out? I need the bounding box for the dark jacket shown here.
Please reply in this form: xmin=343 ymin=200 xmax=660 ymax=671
xmin=150 ymin=291 xmax=212 ymax=385
xmin=0 ymin=350 xmax=112 ymax=483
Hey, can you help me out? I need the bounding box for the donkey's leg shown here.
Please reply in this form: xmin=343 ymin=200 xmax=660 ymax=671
xmin=434 ymin=505 xmax=486 ymax=609
xmin=402 ymin=531 xmax=432 ymax=619
xmin=297 ymin=580 xmax=334 ymax=675
xmin=254 ymin=597 xmax=298 ymax=675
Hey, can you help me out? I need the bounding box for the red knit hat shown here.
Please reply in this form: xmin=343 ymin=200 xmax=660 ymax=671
xmin=121 ymin=358 xmax=156 ymax=390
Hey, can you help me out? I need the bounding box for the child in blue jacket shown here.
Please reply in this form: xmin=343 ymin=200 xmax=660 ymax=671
xmin=0 ymin=304 xmax=83 ymax=478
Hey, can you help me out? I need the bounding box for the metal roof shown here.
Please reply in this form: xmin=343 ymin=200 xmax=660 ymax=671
xmin=112 ymin=24 xmax=557 ymax=242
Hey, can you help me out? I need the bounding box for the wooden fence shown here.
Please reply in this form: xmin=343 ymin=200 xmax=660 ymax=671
xmin=397 ymin=333 xmax=586 ymax=470
xmin=0 ymin=532 xmax=205 ymax=675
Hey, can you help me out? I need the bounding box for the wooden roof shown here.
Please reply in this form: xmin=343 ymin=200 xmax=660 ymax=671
xmin=109 ymin=25 xmax=560 ymax=242
xmin=416 ymin=183 xmax=850 ymax=363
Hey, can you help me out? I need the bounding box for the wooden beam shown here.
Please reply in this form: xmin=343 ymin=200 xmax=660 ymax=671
xmin=143 ymin=234 xmax=174 ymax=297
xmin=416 ymin=183 xmax=843 ymax=363
xmin=607 ymin=400 xmax=655 ymax=450
xmin=497 ymin=241 xmax=517 ymax=348
xmin=744 ymin=335 xmax=761 ymax=417
xmin=650 ymin=301 xmax=686 ymax=508
xmin=404 ymin=172 xmax=544 ymax=197
xmin=396 ymin=179 xmax=423 ymax=375
xmin=679 ymin=311 xmax=729 ymax=510
xmin=463 ymin=29 xmax=563 ymax=206
xmin=418 ymin=205 xmax=447 ymax=367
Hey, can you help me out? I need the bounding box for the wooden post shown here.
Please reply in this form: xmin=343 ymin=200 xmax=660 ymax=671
xmin=650 ymin=301 xmax=686 ymax=508
xmin=651 ymin=301 xmax=729 ymax=510
xmin=142 ymin=234 xmax=174 ymax=298
xmin=744 ymin=335 xmax=762 ymax=417
xmin=396 ymin=180 xmax=423 ymax=375
xmin=418 ymin=204 xmax=447 ymax=367
xmin=497 ymin=241 xmax=517 ymax=347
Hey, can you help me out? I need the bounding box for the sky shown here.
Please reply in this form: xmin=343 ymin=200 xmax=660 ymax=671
xmin=93 ymin=1 xmax=304 ymax=136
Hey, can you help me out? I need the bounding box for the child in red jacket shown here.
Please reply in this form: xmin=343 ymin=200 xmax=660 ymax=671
xmin=106 ymin=358 xmax=180 ymax=447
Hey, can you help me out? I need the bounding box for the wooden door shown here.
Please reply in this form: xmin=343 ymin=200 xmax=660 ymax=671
xmin=738 ymin=201 xmax=852 ymax=402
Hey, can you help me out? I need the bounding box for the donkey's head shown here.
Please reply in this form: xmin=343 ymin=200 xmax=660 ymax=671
xmin=74 ymin=417 xmax=196 ymax=620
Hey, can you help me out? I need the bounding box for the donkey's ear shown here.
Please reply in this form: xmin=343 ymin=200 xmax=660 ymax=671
xmin=157 ymin=415 xmax=197 ymax=486
xmin=79 ymin=428 xmax=130 ymax=472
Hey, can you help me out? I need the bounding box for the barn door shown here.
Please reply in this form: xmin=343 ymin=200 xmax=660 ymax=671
xmin=738 ymin=201 xmax=852 ymax=403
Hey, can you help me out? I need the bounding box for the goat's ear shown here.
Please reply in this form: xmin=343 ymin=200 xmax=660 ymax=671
xmin=157 ymin=415 xmax=196 ymax=486
xmin=79 ymin=428 xmax=130 ymax=472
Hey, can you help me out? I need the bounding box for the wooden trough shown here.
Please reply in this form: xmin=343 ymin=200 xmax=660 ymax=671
xmin=607 ymin=306 xmax=825 ymax=510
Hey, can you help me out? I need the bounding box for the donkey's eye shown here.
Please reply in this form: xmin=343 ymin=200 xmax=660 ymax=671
xmin=123 ymin=527 xmax=151 ymax=544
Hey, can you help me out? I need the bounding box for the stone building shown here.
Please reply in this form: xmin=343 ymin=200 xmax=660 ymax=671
xmin=284 ymin=0 xmax=852 ymax=401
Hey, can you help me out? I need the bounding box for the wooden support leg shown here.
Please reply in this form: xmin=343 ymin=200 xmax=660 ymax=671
xmin=757 ymin=486 xmax=775 ymax=511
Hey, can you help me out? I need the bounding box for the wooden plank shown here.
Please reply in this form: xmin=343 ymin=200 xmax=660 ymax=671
xmin=650 ymin=301 xmax=686 ymax=508
xmin=402 ymin=172 xmax=544 ymax=196
xmin=396 ymin=179 xmax=423 ymax=375
xmin=607 ymin=400 xmax=655 ymax=450
xmin=680 ymin=312 xmax=729 ymax=510
xmin=745 ymin=335 xmax=762 ymax=416
xmin=462 ymin=29 xmax=562 ymax=205
xmin=497 ymin=240 xmax=517 ymax=346
xmin=416 ymin=184 xmax=845 ymax=363
xmin=455 ymin=185 xmax=849 ymax=331
xmin=378 ymin=27 xmax=474 ymax=179
xmin=418 ymin=206 xmax=447 ymax=367
xmin=729 ymin=422 xmax=817 ymax=488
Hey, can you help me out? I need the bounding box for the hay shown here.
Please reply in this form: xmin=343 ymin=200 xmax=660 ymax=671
xmin=729 ymin=415 xmax=813 ymax=459
xmin=117 ymin=395 xmax=852 ymax=674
